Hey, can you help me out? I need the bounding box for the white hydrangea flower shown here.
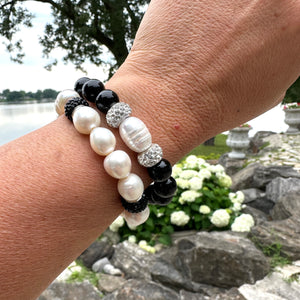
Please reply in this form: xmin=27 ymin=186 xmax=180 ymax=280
xmin=138 ymin=240 xmax=156 ymax=253
xmin=109 ymin=215 xmax=125 ymax=232
xmin=127 ymin=223 xmax=137 ymax=231
xmin=196 ymin=157 xmax=206 ymax=168
xmin=170 ymin=211 xmax=190 ymax=226
xmin=176 ymin=178 xmax=190 ymax=189
xmin=189 ymin=177 xmax=203 ymax=191
xmin=210 ymin=209 xmax=230 ymax=227
xmin=199 ymin=168 xmax=212 ymax=179
xmin=172 ymin=165 xmax=182 ymax=178
xmin=229 ymin=191 xmax=245 ymax=204
xmin=180 ymin=190 xmax=201 ymax=203
xmin=179 ymin=170 xmax=199 ymax=180
xmin=199 ymin=205 xmax=211 ymax=214
xmin=128 ymin=235 xmax=137 ymax=243
xmin=156 ymin=211 xmax=164 ymax=218
xmin=208 ymin=164 xmax=225 ymax=174
xmin=178 ymin=197 xmax=185 ymax=205
xmin=231 ymin=214 xmax=255 ymax=232
xmin=232 ymin=202 xmax=242 ymax=212
xmin=218 ymin=174 xmax=232 ymax=188
xmin=184 ymin=155 xmax=198 ymax=169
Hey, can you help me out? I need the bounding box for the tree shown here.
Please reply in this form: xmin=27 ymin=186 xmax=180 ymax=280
xmin=283 ymin=77 xmax=300 ymax=104
xmin=42 ymin=88 xmax=57 ymax=99
xmin=0 ymin=0 xmax=149 ymax=76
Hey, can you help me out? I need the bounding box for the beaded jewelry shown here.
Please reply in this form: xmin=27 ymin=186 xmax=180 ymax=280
xmin=54 ymin=77 xmax=177 ymax=227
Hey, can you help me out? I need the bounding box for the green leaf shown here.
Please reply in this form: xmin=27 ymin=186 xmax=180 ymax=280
xmin=158 ymin=234 xmax=172 ymax=246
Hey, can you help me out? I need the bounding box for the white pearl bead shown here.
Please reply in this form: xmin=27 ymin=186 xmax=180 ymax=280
xmin=118 ymin=173 xmax=144 ymax=202
xmin=72 ymin=106 xmax=101 ymax=134
xmin=55 ymin=89 xmax=79 ymax=115
xmin=119 ymin=117 xmax=152 ymax=153
xmin=104 ymin=150 xmax=132 ymax=179
xmin=90 ymin=127 xmax=116 ymax=156
xmin=124 ymin=206 xmax=150 ymax=227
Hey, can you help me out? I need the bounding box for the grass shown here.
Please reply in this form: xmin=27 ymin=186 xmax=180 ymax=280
xmin=181 ymin=134 xmax=230 ymax=161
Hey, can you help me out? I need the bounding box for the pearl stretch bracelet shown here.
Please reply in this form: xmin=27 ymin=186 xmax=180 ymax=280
xmin=54 ymin=77 xmax=177 ymax=227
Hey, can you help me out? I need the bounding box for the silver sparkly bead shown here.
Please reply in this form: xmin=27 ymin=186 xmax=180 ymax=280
xmin=106 ymin=102 xmax=132 ymax=128
xmin=137 ymin=144 xmax=163 ymax=167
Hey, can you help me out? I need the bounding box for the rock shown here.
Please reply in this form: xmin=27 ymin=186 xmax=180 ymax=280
xmin=246 ymin=198 xmax=275 ymax=215
xmin=249 ymin=217 xmax=300 ymax=260
xmin=241 ymin=188 xmax=266 ymax=204
xmin=175 ymin=231 xmax=270 ymax=288
xmin=266 ymin=177 xmax=300 ymax=203
xmin=231 ymin=163 xmax=263 ymax=191
xmin=98 ymin=274 xmax=126 ymax=293
xmin=231 ymin=164 xmax=300 ymax=191
xmin=213 ymin=288 xmax=246 ymax=300
xmin=92 ymin=257 xmax=111 ymax=273
xmin=78 ymin=240 xmax=114 ymax=268
xmin=249 ymin=131 xmax=276 ymax=154
xmin=270 ymin=190 xmax=300 ymax=220
xmin=103 ymin=264 xmax=123 ymax=276
xmin=102 ymin=279 xmax=180 ymax=300
xmin=38 ymin=281 xmax=102 ymax=300
xmin=179 ymin=289 xmax=207 ymax=300
xmin=241 ymin=206 xmax=269 ymax=225
xmin=111 ymin=241 xmax=153 ymax=281
xmin=218 ymin=154 xmax=245 ymax=176
xmin=101 ymin=229 xmax=121 ymax=245
xmin=238 ymin=269 xmax=300 ymax=300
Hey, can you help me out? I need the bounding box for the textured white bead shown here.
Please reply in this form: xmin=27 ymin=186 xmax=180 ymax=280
xmin=118 ymin=173 xmax=144 ymax=202
xmin=55 ymin=89 xmax=79 ymax=115
xmin=72 ymin=106 xmax=101 ymax=134
xmin=119 ymin=117 xmax=152 ymax=153
xmin=104 ymin=150 xmax=132 ymax=179
xmin=124 ymin=206 xmax=150 ymax=227
xmin=138 ymin=144 xmax=163 ymax=167
xmin=90 ymin=127 xmax=116 ymax=156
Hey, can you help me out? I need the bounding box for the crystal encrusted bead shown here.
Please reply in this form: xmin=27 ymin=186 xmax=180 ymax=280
xmin=106 ymin=102 xmax=132 ymax=128
xmin=121 ymin=195 xmax=148 ymax=213
xmin=147 ymin=158 xmax=172 ymax=182
xmin=96 ymin=89 xmax=119 ymax=113
xmin=64 ymin=97 xmax=89 ymax=121
xmin=137 ymin=144 xmax=163 ymax=167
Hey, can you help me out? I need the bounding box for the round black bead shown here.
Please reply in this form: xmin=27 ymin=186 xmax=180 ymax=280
xmin=147 ymin=159 xmax=172 ymax=182
xmin=82 ymin=79 xmax=105 ymax=103
xmin=153 ymin=177 xmax=177 ymax=198
xmin=121 ymin=195 xmax=148 ymax=213
xmin=74 ymin=77 xmax=90 ymax=97
xmin=143 ymin=185 xmax=156 ymax=204
xmin=96 ymin=89 xmax=119 ymax=113
xmin=64 ymin=97 xmax=89 ymax=121
xmin=143 ymin=185 xmax=173 ymax=206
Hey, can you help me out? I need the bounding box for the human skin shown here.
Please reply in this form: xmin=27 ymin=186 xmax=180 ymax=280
xmin=0 ymin=0 xmax=299 ymax=299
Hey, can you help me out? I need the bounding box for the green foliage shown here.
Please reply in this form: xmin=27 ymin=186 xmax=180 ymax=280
xmin=184 ymin=134 xmax=230 ymax=160
xmin=0 ymin=0 xmax=150 ymax=76
xmin=251 ymin=236 xmax=291 ymax=272
xmin=282 ymin=76 xmax=300 ymax=104
xmin=115 ymin=155 xmax=250 ymax=247
xmin=66 ymin=261 xmax=100 ymax=287
xmin=0 ymin=88 xmax=58 ymax=102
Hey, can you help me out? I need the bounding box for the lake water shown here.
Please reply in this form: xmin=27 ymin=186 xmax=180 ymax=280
xmin=0 ymin=102 xmax=57 ymax=146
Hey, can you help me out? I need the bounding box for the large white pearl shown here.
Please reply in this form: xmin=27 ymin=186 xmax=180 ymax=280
xmin=118 ymin=173 xmax=144 ymax=202
xmin=104 ymin=150 xmax=132 ymax=179
xmin=90 ymin=127 xmax=116 ymax=156
xmin=72 ymin=106 xmax=101 ymax=134
xmin=119 ymin=117 xmax=152 ymax=153
xmin=55 ymin=89 xmax=79 ymax=115
xmin=124 ymin=206 xmax=150 ymax=227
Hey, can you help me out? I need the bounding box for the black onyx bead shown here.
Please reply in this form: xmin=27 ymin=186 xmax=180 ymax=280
xmin=64 ymin=97 xmax=89 ymax=121
xmin=74 ymin=77 xmax=90 ymax=97
xmin=153 ymin=177 xmax=177 ymax=198
xmin=121 ymin=195 xmax=148 ymax=213
xmin=96 ymin=89 xmax=119 ymax=113
xmin=143 ymin=185 xmax=156 ymax=204
xmin=147 ymin=159 xmax=172 ymax=182
xmin=82 ymin=79 xmax=105 ymax=103
xmin=144 ymin=185 xmax=173 ymax=206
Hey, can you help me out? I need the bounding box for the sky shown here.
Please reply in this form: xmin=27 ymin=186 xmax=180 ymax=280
xmin=0 ymin=1 xmax=289 ymax=135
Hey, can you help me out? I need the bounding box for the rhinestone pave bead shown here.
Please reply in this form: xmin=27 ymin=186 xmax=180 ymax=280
xmin=138 ymin=144 xmax=163 ymax=167
xmin=106 ymin=103 xmax=132 ymax=128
